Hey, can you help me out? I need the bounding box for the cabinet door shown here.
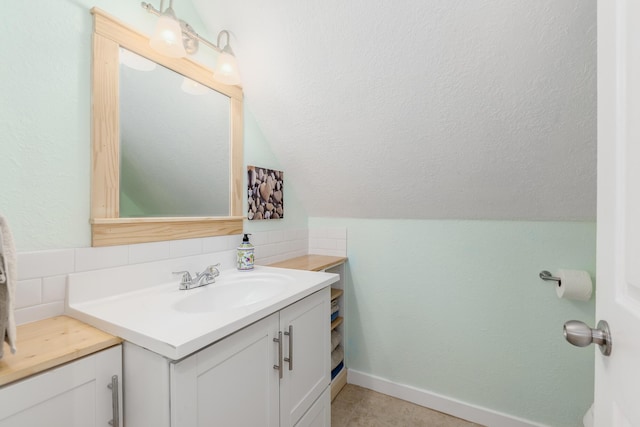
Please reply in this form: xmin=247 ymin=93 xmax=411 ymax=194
xmin=280 ymin=288 xmax=331 ymax=427
xmin=171 ymin=313 xmax=280 ymax=427
xmin=0 ymin=345 xmax=122 ymax=427
xmin=294 ymin=387 xmax=330 ymax=427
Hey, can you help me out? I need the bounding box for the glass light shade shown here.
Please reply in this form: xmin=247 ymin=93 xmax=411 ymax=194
xmin=213 ymin=51 xmax=242 ymax=86
xmin=149 ymin=9 xmax=186 ymax=58
xmin=119 ymin=48 xmax=157 ymax=71
xmin=181 ymin=77 xmax=209 ymax=95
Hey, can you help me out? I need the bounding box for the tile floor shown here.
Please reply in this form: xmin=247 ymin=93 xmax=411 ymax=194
xmin=331 ymin=384 xmax=485 ymax=427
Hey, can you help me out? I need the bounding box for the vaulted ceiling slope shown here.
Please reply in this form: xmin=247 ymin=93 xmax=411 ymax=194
xmin=193 ymin=0 xmax=596 ymax=221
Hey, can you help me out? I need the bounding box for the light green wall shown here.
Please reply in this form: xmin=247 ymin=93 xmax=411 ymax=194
xmin=243 ymin=108 xmax=308 ymax=232
xmin=1 ymin=1 xmax=306 ymax=251
xmin=310 ymin=217 xmax=595 ymax=427
xmin=0 ymin=1 xmax=181 ymax=250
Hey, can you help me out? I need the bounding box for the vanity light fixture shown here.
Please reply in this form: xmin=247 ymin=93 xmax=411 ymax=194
xmin=141 ymin=1 xmax=242 ymax=86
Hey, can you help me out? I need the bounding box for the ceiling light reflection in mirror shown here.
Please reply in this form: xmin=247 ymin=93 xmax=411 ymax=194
xmin=118 ymin=48 xmax=231 ymax=218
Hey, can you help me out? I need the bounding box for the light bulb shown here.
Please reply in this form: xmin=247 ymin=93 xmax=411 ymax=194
xmin=213 ymin=51 xmax=241 ymax=86
xmin=149 ymin=8 xmax=186 ymax=58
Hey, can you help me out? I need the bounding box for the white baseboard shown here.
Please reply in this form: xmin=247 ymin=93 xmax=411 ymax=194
xmin=347 ymin=369 xmax=548 ymax=427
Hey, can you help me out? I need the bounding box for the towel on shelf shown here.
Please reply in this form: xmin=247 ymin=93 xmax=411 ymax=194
xmin=0 ymin=214 xmax=17 ymax=358
xmin=331 ymin=330 xmax=342 ymax=352
xmin=331 ymin=345 xmax=344 ymax=371
xmin=331 ymin=303 xmax=339 ymax=315
xmin=331 ymin=361 xmax=344 ymax=380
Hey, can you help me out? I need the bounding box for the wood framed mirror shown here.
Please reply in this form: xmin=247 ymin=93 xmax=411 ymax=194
xmin=90 ymin=8 xmax=243 ymax=247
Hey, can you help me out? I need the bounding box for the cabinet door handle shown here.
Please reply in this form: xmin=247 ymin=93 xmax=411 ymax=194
xmin=273 ymin=331 xmax=283 ymax=379
xmin=107 ymin=375 xmax=119 ymax=427
xmin=284 ymin=325 xmax=293 ymax=371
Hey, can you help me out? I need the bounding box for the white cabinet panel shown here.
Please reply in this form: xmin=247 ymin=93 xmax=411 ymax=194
xmin=0 ymin=345 xmax=122 ymax=427
xmin=294 ymin=387 xmax=331 ymax=427
xmin=280 ymin=288 xmax=330 ymax=427
xmin=171 ymin=313 xmax=280 ymax=427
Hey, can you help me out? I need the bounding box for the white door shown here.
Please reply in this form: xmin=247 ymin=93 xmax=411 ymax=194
xmin=595 ymin=0 xmax=640 ymax=425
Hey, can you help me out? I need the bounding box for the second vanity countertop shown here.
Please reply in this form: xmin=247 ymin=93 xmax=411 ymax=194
xmin=66 ymin=261 xmax=338 ymax=361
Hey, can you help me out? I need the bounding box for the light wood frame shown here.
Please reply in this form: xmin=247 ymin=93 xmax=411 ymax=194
xmin=90 ymin=8 xmax=244 ymax=247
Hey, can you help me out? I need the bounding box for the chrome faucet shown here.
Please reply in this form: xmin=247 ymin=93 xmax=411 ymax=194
xmin=173 ymin=263 xmax=220 ymax=290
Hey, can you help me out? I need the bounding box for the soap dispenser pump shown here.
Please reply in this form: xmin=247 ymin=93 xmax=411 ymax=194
xmin=237 ymin=234 xmax=254 ymax=271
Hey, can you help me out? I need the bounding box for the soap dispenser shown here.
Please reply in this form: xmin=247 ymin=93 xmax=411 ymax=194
xmin=237 ymin=234 xmax=254 ymax=271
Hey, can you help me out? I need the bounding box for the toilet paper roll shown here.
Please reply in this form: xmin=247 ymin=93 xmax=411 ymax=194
xmin=556 ymin=269 xmax=593 ymax=301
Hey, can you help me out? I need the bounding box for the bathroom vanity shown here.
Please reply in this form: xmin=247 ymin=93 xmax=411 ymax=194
xmin=66 ymin=258 xmax=338 ymax=427
xmin=125 ymin=288 xmax=329 ymax=427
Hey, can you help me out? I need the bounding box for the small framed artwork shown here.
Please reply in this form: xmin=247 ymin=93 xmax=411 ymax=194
xmin=247 ymin=166 xmax=284 ymax=220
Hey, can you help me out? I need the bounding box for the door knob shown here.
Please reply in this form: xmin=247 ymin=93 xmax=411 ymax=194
xmin=563 ymin=320 xmax=612 ymax=356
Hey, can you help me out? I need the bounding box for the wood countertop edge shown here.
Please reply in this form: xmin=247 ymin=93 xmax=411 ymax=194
xmin=0 ymin=316 xmax=122 ymax=387
xmin=267 ymin=254 xmax=347 ymax=272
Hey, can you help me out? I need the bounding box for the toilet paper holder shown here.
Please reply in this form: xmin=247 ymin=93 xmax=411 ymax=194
xmin=539 ymin=270 xmax=561 ymax=284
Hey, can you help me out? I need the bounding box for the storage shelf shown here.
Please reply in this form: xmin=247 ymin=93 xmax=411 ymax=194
xmin=331 ymin=288 xmax=343 ymax=301
xmin=331 ymin=316 xmax=343 ymax=331
xmin=330 ymin=367 xmax=348 ymax=402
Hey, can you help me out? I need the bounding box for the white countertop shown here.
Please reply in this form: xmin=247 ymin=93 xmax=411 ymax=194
xmin=66 ymin=259 xmax=338 ymax=360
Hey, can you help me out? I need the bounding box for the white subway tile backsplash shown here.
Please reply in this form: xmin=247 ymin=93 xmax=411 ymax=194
xmin=202 ymin=236 xmax=227 ymax=253
xmin=13 ymin=227 xmax=344 ymax=326
xmin=308 ymin=228 xmax=326 ymax=239
xmin=249 ymin=231 xmax=269 ymax=246
xmin=17 ymin=249 xmax=75 ymax=280
xmin=129 ymin=241 xmax=171 ymax=264
xmin=75 ymin=245 xmax=129 ymax=272
xmin=170 ymin=239 xmax=203 ymax=258
xmin=311 ymin=249 xmax=346 ymax=257
xmin=14 ymin=301 xmax=65 ymax=325
xmin=326 ymin=227 xmax=347 ymax=239
xmin=309 ymin=227 xmax=347 ymax=257
xmin=261 ymin=243 xmax=277 ymax=258
xmin=42 ymin=275 xmax=67 ymax=303
xmin=224 ymin=235 xmax=242 ymax=250
xmin=284 ymin=229 xmax=298 ymax=242
xmin=268 ymin=230 xmax=285 ymax=244
xmin=15 ymin=279 xmax=42 ymax=308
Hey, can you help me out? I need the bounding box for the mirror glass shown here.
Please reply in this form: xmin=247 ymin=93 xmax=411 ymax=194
xmin=119 ymin=48 xmax=230 ymax=217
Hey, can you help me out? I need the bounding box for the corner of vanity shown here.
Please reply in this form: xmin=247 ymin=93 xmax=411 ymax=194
xmin=0 ymin=316 xmax=123 ymax=426
xmin=268 ymin=255 xmax=348 ymax=402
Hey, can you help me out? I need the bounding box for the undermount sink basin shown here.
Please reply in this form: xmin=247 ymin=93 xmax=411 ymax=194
xmin=173 ymin=272 xmax=291 ymax=313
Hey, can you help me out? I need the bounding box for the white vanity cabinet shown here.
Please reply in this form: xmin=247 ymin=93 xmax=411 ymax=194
xmin=125 ymin=287 xmax=331 ymax=427
xmin=0 ymin=345 xmax=123 ymax=427
xmin=171 ymin=313 xmax=280 ymax=427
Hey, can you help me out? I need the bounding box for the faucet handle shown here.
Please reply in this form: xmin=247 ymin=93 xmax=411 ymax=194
xmin=205 ymin=263 xmax=221 ymax=277
xmin=172 ymin=270 xmax=192 ymax=283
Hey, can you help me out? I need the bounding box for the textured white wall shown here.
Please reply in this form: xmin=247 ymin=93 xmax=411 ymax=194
xmin=194 ymin=0 xmax=597 ymax=221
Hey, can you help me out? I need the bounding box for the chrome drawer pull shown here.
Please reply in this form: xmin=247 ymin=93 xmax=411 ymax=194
xmin=284 ymin=325 xmax=293 ymax=371
xmin=273 ymin=331 xmax=283 ymax=379
xmin=107 ymin=375 xmax=119 ymax=427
